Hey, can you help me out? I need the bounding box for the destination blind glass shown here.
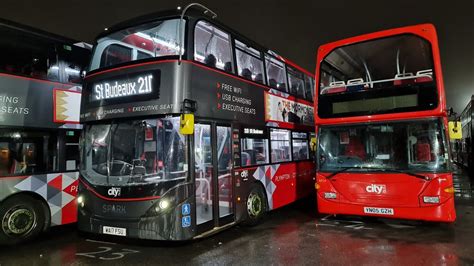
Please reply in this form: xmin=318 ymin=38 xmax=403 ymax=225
xmin=89 ymin=70 xmax=160 ymax=104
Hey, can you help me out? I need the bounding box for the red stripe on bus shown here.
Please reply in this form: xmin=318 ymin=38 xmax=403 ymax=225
xmin=79 ymin=179 xmax=161 ymax=202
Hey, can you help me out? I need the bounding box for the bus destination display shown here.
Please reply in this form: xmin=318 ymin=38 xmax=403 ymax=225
xmin=91 ymin=72 xmax=158 ymax=102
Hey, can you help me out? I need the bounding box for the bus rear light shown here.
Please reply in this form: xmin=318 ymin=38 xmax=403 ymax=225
xmin=315 ymin=183 xmax=320 ymax=190
xmin=443 ymin=187 xmax=455 ymax=194
xmin=423 ymin=196 xmax=440 ymax=204
xmin=324 ymin=192 xmax=337 ymax=199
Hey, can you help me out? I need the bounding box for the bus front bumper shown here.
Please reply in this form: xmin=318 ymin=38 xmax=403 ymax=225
xmin=317 ymin=194 xmax=457 ymax=222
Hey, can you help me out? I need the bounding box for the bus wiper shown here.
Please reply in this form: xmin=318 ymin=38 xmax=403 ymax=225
xmin=325 ymin=166 xmax=370 ymax=179
xmin=383 ymin=168 xmax=429 ymax=181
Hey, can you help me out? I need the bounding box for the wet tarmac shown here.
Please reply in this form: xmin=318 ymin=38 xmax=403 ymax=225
xmin=1 ymin=167 xmax=473 ymax=265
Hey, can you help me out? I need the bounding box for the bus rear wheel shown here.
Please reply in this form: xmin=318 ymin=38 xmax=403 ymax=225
xmin=0 ymin=194 xmax=46 ymax=245
xmin=244 ymin=185 xmax=267 ymax=226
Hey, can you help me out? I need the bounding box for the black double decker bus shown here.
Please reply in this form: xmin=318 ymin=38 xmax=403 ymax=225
xmin=78 ymin=5 xmax=316 ymax=240
xmin=453 ymin=95 xmax=473 ymax=177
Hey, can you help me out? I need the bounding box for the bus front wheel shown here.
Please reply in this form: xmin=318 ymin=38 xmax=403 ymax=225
xmin=244 ymin=184 xmax=267 ymax=226
xmin=0 ymin=194 xmax=46 ymax=245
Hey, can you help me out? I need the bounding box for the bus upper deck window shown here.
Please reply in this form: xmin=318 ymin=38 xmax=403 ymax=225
xmin=194 ymin=21 xmax=233 ymax=73
xmin=265 ymin=55 xmax=287 ymax=92
xmin=235 ymin=40 xmax=264 ymax=84
xmin=90 ymin=19 xmax=184 ymax=71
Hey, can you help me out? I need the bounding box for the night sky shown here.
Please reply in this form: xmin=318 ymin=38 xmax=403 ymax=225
xmin=1 ymin=0 xmax=472 ymax=113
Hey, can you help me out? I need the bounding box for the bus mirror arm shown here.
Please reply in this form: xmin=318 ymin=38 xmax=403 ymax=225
xmin=177 ymin=3 xmax=218 ymax=65
xmin=182 ymin=99 xmax=197 ymax=113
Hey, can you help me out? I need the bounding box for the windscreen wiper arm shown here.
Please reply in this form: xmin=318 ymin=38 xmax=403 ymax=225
xmin=382 ymin=169 xmax=429 ymax=181
xmin=325 ymin=166 xmax=363 ymax=179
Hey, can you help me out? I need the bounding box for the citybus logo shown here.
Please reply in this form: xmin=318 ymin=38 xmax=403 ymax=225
xmin=108 ymin=187 xmax=121 ymax=197
xmin=365 ymin=184 xmax=386 ymax=194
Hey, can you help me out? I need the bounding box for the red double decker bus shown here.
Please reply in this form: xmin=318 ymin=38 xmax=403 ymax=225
xmin=314 ymin=24 xmax=456 ymax=222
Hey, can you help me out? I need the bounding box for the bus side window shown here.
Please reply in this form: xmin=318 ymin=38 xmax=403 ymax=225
xmin=0 ymin=29 xmax=59 ymax=82
xmin=0 ymin=142 xmax=12 ymax=175
xmin=100 ymin=44 xmax=132 ymax=69
xmin=270 ymin=128 xmax=291 ymax=163
xmin=65 ymin=131 xmax=80 ymax=171
xmin=287 ymin=66 xmax=305 ymax=98
xmin=235 ymin=39 xmax=265 ymax=84
xmin=241 ymin=138 xmax=269 ymax=166
xmin=292 ymin=132 xmax=309 ymax=160
xmin=194 ymin=21 xmax=233 ymax=73
xmin=0 ymin=130 xmax=59 ymax=176
xmin=265 ymin=55 xmax=287 ymax=92
xmin=304 ymin=75 xmax=314 ymax=102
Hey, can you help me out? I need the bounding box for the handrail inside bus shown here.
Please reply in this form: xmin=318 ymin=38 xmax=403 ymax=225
xmin=320 ymin=69 xmax=433 ymax=94
xmin=178 ymin=3 xmax=218 ymax=65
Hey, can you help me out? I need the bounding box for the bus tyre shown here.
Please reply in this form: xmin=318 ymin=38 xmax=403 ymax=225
xmin=0 ymin=195 xmax=46 ymax=245
xmin=244 ymin=185 xmax=267 ymax=226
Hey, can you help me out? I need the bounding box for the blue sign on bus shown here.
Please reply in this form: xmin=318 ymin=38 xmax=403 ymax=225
xmin=182 ymin=216 xmax=191 ymax=228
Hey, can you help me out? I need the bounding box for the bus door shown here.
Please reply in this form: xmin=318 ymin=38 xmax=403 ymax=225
xmin=194 ymin=122 xmax=234 ymax=233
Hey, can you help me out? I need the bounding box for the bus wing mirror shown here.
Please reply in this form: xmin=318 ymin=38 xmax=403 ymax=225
xmin=180 ymin=114 xmax=194 ymax=135
xmin=448 ymin=121 xmax=462 ymax=140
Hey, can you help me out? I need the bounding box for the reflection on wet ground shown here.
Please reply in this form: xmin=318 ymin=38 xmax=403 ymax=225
xmin=0 ymin=166 xmax=473 ymax=265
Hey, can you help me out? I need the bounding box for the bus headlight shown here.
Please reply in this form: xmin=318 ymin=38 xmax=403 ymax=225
xmin=423 ymin=196 xmax=440 ymax=204
xmin=77 ymin=195 xmax=85 ymax=207
xmin=159 ymin=199 xmax=170 ymax=210
xmin=324 ymin=192 xmax=337 ymax=199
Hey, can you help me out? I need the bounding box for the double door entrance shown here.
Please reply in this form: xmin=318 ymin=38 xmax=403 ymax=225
xmin=194 ymin=123 xmax=234 ymax=233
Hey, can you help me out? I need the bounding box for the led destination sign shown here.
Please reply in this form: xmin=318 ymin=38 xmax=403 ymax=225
xmin=91 ymin=71 xmax=159 ymax=102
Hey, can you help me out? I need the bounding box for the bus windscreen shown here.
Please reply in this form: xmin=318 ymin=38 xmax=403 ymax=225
xmin=89 ymin=19 xmax=185 ymax=71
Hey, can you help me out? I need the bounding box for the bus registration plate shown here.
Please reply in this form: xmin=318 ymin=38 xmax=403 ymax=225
xmin=103 ymin=226 xmax=127 ymax=236
xmin=363 ymin=207 xmax=394 ymax=215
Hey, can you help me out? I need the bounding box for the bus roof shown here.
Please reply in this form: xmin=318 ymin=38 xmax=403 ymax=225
xmin=95 ymin=7 xmax=313 ymax=76
xmin=0 ymin=18 xmax=88 ymax=48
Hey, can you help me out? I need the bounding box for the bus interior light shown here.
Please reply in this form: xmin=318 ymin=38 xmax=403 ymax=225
xmin=324 ymin=192 xmax=337 ymax=199
xmin=423 ymin=196 xmax=440 ymax=204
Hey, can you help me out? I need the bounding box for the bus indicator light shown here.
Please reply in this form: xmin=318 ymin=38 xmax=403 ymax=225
xmin=444 ymin=187 xmax=455 ymax=194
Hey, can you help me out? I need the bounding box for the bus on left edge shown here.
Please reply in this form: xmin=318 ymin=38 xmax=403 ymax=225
xmin=0 ymin=18 xmax=90 ymax=244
